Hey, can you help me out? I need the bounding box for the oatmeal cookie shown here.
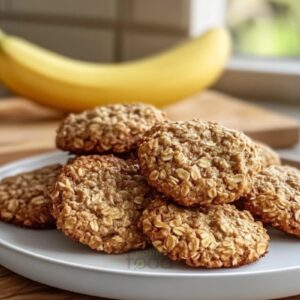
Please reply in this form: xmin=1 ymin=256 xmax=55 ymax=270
xmin=56 ymin=104 xmax=166 ymax=154
xmin=140 ymin=198 xmax=269 ymax=268
xmin=138 ymin=120 xmax=261 ymax=206
xmin=255 ymin=141 xmax=281 ymax=168
xmin=245 ymin=165 xmax=300 ymax=237
xmin=51 ymin=155 xmax=152 ymax=253
xmin=0 ymin=164 xmax=61 ymax=228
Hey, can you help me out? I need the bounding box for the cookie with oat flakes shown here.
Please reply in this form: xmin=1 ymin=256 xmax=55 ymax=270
xmin=139 ymin=197 xmax=269 ymax=268
xmin=244 ymin=165 xmax=300 ymax=237
xmin=0 ymin=164 xmax=61 ymax=228
xmin=51 ymin=155 xmax=152 ymax=254
xmin=56 ymin=104 xmax=166 ymax=154
xmin=138 ymin=120 xmax=261 ymax=207
xmin=255 ymin=141 xmax=281 ymax=168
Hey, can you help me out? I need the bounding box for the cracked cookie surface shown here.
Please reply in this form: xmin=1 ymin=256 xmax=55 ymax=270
xmin=52 ymin=155 xmax=152 ymax=253
xmin=0 ymin=164 xmax=61 ymax=228
xmin=140 ymin=198 xmax=269 ymax=268
xmin=56 ymin=104 xmax=166 ymax=154
xmin=138 ymin=120 xmax=261 ymax=206
xmin=245 ymin=165 xmax=300 ymax=237
xmin=255 ymin=141 xmax=281 ymax=168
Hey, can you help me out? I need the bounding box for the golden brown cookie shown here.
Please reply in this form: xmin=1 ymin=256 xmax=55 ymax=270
xmin=255 ymin=141 xmax=281 ymax=168
xmin=56 ymin=104 xmax=166 ymax=154
xmin=245 ymin=165 xmax=300 ymax=237
xmin=0 ymin=164 xmax=61 ymax=228
xmin=138 ymin=120 xmax=261 ymax=206
xmin=140 ymin=198 xmax=269 ymax=268
xmin=51 ymin=155 xmax=152 ymax=254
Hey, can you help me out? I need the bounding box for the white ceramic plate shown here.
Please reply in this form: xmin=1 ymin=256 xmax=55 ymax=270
xmin=0 ymin=151 xmax=300 ymax=300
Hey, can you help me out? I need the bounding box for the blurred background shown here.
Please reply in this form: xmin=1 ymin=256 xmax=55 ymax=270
xmin=0 ymin=0 xmax=299 ymax=102
xmin=229 ymin=0 xmax=300 ymax=58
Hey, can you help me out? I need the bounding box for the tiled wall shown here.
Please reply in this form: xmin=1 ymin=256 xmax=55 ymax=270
xmin=0 ymin=0 xmax=189 ymax=61
xmin=0 ymin=0 xmax=191 ymax=97
xmin=7 ymin=0 xmax=118 ymax=19
xmin=1 ymin=20 xmax=116 ymax=62
xmin=130 ymin=0 xmax=189 ymax=29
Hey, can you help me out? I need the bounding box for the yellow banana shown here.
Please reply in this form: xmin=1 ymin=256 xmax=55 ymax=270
xmin=0 ymin=28 xmax=231 ymax=112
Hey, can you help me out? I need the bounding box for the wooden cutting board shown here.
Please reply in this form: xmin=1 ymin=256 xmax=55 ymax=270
xmin=0 ymin=90 xmax=299 ymax=164
xmin=164 ymin=91 xmax=299 ymax=147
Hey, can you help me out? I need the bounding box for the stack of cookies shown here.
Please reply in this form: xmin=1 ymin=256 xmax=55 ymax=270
xmin=1 ymin=104 xmax=299 ymax=269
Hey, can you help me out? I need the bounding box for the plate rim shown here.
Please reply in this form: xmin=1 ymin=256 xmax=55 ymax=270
xmin=0 ymin=151 xmax=66 ymax=174
xmin=2 ymin=232 xmax=300 ymax=278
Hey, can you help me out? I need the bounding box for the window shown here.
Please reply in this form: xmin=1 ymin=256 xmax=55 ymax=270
xmin=228 ymin=0 xmax=300 ymax=58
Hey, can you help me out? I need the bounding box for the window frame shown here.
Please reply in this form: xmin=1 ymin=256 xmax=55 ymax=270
xmin=189 ymin=0 xmax=300 ymax=104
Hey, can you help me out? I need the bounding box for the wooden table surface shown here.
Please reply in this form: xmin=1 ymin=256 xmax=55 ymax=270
xmin=1 ymin=95 xmax=300 ymax=299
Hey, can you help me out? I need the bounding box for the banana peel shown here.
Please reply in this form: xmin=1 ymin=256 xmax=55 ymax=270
xmin=0 ymin=28 xmax=231 ymax=112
